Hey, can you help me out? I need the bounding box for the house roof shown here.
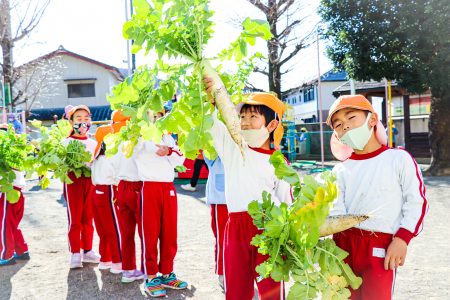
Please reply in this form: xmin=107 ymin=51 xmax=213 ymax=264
xmin=332 ymin=80 xmax=402 ymax=97
xmin=282 ymin=70 xmax=348 ymax=96
xmin=28 ymin=105 xmax=113 ymax=121
xmin=19 ymin=45 xmax=125 ymax=82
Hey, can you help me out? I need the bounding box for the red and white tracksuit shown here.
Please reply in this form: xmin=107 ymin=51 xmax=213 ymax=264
xmin=62 ymin=136 xmax=97 ymax=253
xmin=209 ymin=111 xmax=292 ymax=300
xmin=210 ymin=204 xmax=228 ymax=275
xmin=0 ymin=171 xmax=28 ymax=260
xmin=112 ymin=144 xmax=142 ymax=272
xmin=133 ymin=136 xmax=185 ymax=276
xmin=331 ymin=146 xmax=428 ymax=300
xmin=91 ymin=155 xmax=122 ymax=264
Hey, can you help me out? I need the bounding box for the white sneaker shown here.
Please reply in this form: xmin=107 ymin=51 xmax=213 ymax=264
xmin=181 ymin=184 xmax=196 ymax=192
xmin=110 ymin=262 xmax=122 ymax=274
xmin=70 ymin=253 xmax=83 ymax=269
xmin=98 ymin=261 xmax=112 ymax=270
xmin=82 ymin=250 xmax=100 ymax=264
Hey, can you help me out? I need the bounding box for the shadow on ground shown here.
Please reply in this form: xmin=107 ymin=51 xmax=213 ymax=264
xmin=0 ymin=260 xmax=29 ymax=300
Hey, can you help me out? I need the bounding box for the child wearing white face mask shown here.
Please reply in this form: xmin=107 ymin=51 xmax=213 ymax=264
xmin=327 ymin=95 xmax=428 ymax=300
xmin=204 ymin=84 xmax=292 ymax=300
xmin=63 ymin=105 xmax=100 ymax=269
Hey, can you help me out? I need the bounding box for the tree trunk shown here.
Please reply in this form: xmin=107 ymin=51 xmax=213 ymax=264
xmin=0 ymin=0 xmax=14 ymax=109
xmin=266 ymin=0 xmax=281 ymax=98
xmin=426 ymin=93 xmax=450 ymax=176
xmin=267 ymin=41 xmax=281 ymax=98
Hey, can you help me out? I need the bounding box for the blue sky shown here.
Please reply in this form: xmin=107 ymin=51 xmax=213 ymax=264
xmin=15 ymin=0 xmax=333 ymax=91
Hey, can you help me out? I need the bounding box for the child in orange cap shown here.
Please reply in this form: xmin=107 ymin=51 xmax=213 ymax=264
xmin=110 ymin=110 xmax=145 ymax=283
xmin=326 ymin=95 xmax=428 ymax=300
xmin=205 ymin=78 xmax=292 ymax=300
xmin=63 ymin=105 xmax=100 ymax=268
xmin=91 ymin=125 xmax=122 ymax=274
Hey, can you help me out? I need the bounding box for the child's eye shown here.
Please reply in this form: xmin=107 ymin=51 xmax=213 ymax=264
xmin=334 ymin=124 xmax=341 ymax=128
xmin=349 ymin=116 xmax=355 ymax=120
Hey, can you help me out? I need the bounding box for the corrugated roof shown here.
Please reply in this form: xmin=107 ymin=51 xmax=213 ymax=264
xmin=28 ymin=105 xmax=112 ymax=121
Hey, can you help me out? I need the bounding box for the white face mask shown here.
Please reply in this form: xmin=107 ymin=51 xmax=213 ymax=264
xmin=339 ymin=113 xmax=373 ymax=150
xmin=241 ymin=126 xmax=270 ymax=148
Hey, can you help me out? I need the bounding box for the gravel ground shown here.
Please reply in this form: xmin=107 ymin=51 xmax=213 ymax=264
xmin=1 ymin=175 xmax=449 ymax=300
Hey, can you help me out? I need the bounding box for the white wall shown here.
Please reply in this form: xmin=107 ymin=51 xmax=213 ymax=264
xmin=285 ymin=80 xmax=346 ymax=124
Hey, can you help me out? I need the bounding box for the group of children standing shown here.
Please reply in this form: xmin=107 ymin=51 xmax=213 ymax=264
xmin=1 ymin=84 xmax=428 ymax=300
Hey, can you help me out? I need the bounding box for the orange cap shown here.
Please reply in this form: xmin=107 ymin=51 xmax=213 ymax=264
xmin=326 ymin=95 xmax=376 ymax=127
xmin=94 ymin=125 xmax=114 ymax=158
xmin=326 ymin=95 xmax=387 ymax=161
xmin=67 ymin=105 xmax=91 ymax=120
xmin=237 ymin=92 xmax=286 ymax=149
xmin=111 ymin=110 xmax=130 ymax=123
xmin=112 ymin=121 xmax=127 ymax=133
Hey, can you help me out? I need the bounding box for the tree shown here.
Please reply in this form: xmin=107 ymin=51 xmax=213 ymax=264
xmin=319 ymin=0 xmax=450 ymax=176
xmin=248 ymin=0 xmax=317 ymax=97
xmin=13 ymin=52 xmax=64 ymax=111
xmin=0 ymin=0 xmax=51 ymax=109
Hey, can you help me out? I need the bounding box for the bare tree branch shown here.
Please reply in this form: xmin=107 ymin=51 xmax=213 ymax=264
xmin=254 ymin=65 xmax=269 ymax=76
xmin=12 ymin=0 xmax=51 ymax=42
xmin=277 ymin=19 xmax=301 ymax=39
xmin=279 ymin=43 xmax=304 ymax=66
xmin=277 ymin=0 xmax=295 ymax=18
xmin=247 ymin=0 xmax=268 ymax=14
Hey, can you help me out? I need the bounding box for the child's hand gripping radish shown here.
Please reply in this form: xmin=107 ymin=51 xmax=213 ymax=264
xmin=203 ymin=75 xmax=243 ymax=156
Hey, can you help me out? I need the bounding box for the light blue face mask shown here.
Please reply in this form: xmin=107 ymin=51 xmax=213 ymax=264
xmin=339 ymin=113 xmax=373 ymax=150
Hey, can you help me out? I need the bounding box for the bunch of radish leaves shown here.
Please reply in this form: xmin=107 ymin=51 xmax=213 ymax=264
xmin=29 ymin=120 xmax=92 ymax=187
xmin=105 ymin=0 xmax=270 ymax=159
xmin=0 ymin=126 xmax=33 ymax=203
xmin=248 ymin=151 xmax=362 ymax=300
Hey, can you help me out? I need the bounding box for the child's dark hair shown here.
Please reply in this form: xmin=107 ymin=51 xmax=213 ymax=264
xmin=240 ymin=104 xmax=279 ymax=144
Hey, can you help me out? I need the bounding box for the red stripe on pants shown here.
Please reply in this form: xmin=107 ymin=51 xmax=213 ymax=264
xmin=116 ymin=180 xmax=142 ymax=271
xmin=210 ymin=204 xmax=228 ymax=275
xmin=64 ymin=173 xmax=95 ymax=253
xmin=0 ymin=189 xmax=28 ymax=260
xmin=333 ymin=228 xmax=395 ymax=300
xmin=224 ymin=212 xmax=284 ymax=300
xmin=93 ymin=185 xmax=122 ymax=263
xmin=140 ymin=181 xmax=178 ymax=276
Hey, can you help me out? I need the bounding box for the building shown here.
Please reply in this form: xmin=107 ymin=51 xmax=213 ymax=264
xmin=15 ymin=46 xmax=125 ymax=122
xmin=282 ymin=70 xmax=348 ymax=124
xmin=333 ymin=80 xmax=431 ymax=158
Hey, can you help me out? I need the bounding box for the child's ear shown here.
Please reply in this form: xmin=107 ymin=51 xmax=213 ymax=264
xmin=369 ymin=113 xmax=378 ymax=128
xmin=267 ymin=119 xmax=279 ymax=132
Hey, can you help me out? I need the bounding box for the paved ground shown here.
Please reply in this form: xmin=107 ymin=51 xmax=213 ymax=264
xmin=1 ymin=175 xmax=449 ymax=300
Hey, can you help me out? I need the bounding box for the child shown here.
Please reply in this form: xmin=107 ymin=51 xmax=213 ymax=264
xmin=204 ymin=156 xmax=228 ymax=290
xmin=0 ymin=124 xmax=29 ymax=266
xmin=204 ymin=79 xmax=292 ymax=300
xmin=63 ymin=105 xmax=100 ymax=268
xmin=91 ymin=125 xmax=122 ymax=274
xmin=133 ymin=119 xmax=187 ymax=298
xmin=110 ymin=110 xmax=144 ymax=283
xmin=326 ymin=95 xmax=428 ymax=300
xmin=181 ymin=150 xmax=208 ymax=192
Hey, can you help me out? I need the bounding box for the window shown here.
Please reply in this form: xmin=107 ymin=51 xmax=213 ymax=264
xmin=68 ymin=83 xmax=95 ymax=98
xmin=303 ymin=87 xmax=315 ymax=102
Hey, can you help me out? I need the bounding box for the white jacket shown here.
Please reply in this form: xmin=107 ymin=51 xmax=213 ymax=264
xmin=210 ymin=110 xmax=292 ymax=213
xmin=133 ymin=135 xmax=185 ymax=182
xmin=331 ymin=146 xmax=428 ymax=244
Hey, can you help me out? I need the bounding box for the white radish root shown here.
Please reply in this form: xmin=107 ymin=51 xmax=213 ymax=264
xmin=202 ymin=60 xmax=244 ymax=156
xmin=319 ymin=214 xmax=369 ymax=237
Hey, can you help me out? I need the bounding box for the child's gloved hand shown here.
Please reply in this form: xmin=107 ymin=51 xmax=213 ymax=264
xmin=384 ymin=237 xmax=408 ymax=270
